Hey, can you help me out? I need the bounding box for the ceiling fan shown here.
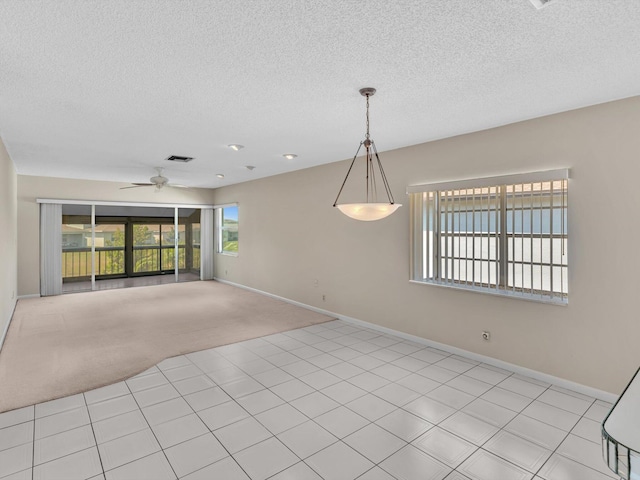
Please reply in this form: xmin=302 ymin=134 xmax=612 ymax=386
xmin=120 ymin=167 xmax=189 ymax=190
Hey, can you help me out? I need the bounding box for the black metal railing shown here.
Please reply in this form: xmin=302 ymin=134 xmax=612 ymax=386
xmin=62 ymin=246 xmax=188 ymax=278
xmin=62 ymin=247 xmax=125 ymax=278
xmin=133 ymin=246 xmax=186 ymax=273
xmin=193 ymin=245 xmax=200 ymax=270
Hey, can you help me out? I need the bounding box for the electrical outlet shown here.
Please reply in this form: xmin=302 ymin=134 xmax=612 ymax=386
xmin=322 ymin=295 xmax=326 ymax=302
xmin=482 ymin=331 xmax=491 ymax=341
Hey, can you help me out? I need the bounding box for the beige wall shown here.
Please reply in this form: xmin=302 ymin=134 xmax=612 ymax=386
xmin=212 ymin=96 xmax=640 ymax=394
xmin=13 ymin=97 xmax=640 ymax=393
xmin=17 ymin=176 xmax=215 ymax=296
xmin=0 ymin=137 xmax=18 ymax=344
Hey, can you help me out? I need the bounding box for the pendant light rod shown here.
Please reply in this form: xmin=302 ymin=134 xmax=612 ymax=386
xmin=371 ymin=140 xmax=395 ymax=204
xmin=363 ymin=88 xmax=374 ymax=140
xmin=332 ymin=142 xmax=363 ymax=208
xmin=333 ymin=87 xmax=397 ymax=209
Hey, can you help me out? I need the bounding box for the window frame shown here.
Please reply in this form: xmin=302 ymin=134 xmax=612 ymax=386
xmin=408 ymin=169 xmax=569 ymax=305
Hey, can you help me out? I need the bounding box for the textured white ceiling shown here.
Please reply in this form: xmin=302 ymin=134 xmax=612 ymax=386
xmin=1 ymin=0 xmax=639 ymax=188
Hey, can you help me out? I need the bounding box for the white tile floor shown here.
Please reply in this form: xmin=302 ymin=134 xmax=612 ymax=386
xmin=0 ymin=320 xmax=617 ymax=480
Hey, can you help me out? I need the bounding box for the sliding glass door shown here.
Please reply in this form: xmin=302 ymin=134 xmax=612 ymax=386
xmin=132 ymin=220 xmax=188 ymax=275
xmin=60 ymin=205 xmax=208 ymax=293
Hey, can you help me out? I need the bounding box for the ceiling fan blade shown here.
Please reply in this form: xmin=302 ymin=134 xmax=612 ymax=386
xmin=119 ymin=184 xmax=153 ymax=190
xmin=167 ymin=184 xmax=190 ymax=189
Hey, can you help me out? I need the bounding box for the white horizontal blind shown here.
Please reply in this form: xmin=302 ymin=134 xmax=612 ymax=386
xmin=410 ymin=171 xmax=568 ymax=304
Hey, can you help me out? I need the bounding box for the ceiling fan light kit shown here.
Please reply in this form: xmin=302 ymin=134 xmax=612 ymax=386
xmin=150 ymin=172 xmax=168 ymax=188
xmin=333 ymin=87 xmax=401 ymax=221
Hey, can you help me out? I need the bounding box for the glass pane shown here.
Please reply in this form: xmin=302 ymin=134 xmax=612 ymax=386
xmin=552 ymin=266 xmax=566 ymax=295
xmin=96 ymin=224 xmax=125 ymax=276
xmin=508 ymin=262 xmax=524 ymax=290
xmin=133 ymin=223 xmax=160 ymax=273
xmin=159 ymin=224 xmax=186 ymax=272
xmin=161 ymin=224 xmax=176 ymax=271
xmin=192 ymin=223 xmax=201 ymax=270
xmin=222 ymin=205 xmax=238 ymax=253
xmin=178 ymin=208 xmax=201 ymax=283
xmin=417 ymin=180 xmax=567 ymax=302
xmin=62 ymin=204 xmax=92 ymax=293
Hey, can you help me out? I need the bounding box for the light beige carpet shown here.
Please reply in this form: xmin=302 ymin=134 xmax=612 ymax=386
xmin=0 ymin=281 xmax=334 ymax=413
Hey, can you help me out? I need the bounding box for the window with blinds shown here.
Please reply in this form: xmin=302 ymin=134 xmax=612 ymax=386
xmin=409 ymin=169 xmax=569 ymax=304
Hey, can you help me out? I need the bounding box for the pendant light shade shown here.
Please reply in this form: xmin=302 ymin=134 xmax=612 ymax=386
xmin=333 ymin=87 xmax=401 ymax=221
xmin=336 ymin=203 xmax=402 ymax=221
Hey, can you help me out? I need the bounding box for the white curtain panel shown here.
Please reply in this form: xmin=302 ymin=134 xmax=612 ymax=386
xmin=40 ymin=203 xmax=63 ymax=296
xmin=200 ymin=208 xmax=214 ymax=280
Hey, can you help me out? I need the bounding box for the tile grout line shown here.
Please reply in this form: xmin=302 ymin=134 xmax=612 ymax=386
xmin=31 ymin=405 xmax=35 ymax=480
xmin=164 ymin=353 xmax=255 ymax=480
xmin=163 ymin=324 xmax=607 ymax=479
xmin=530 ymin=394 xmax=617 ymax=480
xmin=11 ymin=319 xmax=614 ymax=480
xmin=113 ymin=370 xmax=180 ymax=479
xmin=454 ymin=370 xmax=552 ymax=479
xmin=232 ymin=327 xmax=463 ymax=479
xmin=200 ymin=324 xmax=542 ymax=479
xmin=194 ymin=326 xmax=388 ymax=479
xmin=209 ymin=365 xmax=332 ymax=478
xmin=271 ymin=325 xmax=595 ymax=479
xmin=26 ymin=400 xmax=99 ymax=475
xmin=199 ymin=337 xmax=600 ymax=480
xmin=82 ymin=392 xmax=106 ymax=479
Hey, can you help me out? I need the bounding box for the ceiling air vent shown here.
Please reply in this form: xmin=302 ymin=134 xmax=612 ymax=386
xmin=165 ymin=155 xmax=194 ymax=163
xmin=529 ymin=0 xmax=557 ymax=9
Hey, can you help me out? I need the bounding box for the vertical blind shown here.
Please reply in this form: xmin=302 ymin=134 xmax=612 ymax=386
xmin=40 ymin=203 xmax=63 ymax=296
xmin=200 ymin=208 xmax=214 ymax=280
xmin=409 ymin=169 xmax=569 ymax=304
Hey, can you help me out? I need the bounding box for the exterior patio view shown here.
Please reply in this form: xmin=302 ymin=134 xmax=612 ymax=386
xmin=62 ymin=212 xmax=201 ymax=282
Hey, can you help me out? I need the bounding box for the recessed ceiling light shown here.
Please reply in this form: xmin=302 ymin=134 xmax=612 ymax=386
xmin=245 ymin=165 xmax=256 ymax=171
xmin=283 ymin=153 xmax=297 ymax=160
xmin=216 ymin=174 xmax=225 ymax=179
xmin=228 ymin=144 xmax=244 ymax=151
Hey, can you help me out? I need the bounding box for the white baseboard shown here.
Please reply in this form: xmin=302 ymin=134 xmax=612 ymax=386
xmin=17 ymin=294 xmax=40 ymax=300
xmin=340 ymin=316 xmax=618 ymax=404
xmin=214 ymin=278 xmax=618 ymax=403
xmin=0 ymin=298 xmax=17 ymax=354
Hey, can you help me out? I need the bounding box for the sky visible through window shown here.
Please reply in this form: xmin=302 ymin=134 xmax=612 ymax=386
xmin=223 ymin=205 xmax=238 ymax=223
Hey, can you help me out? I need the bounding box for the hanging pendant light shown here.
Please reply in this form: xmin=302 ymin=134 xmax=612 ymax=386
xmin=333 ymin=88 xmax=401 ymax=221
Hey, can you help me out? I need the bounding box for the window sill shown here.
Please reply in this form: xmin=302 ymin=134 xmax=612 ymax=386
xmin=409 ymin=279 xmax=568 ymax=306
xmin=218 ymin=252 xmax=238 ymax=257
